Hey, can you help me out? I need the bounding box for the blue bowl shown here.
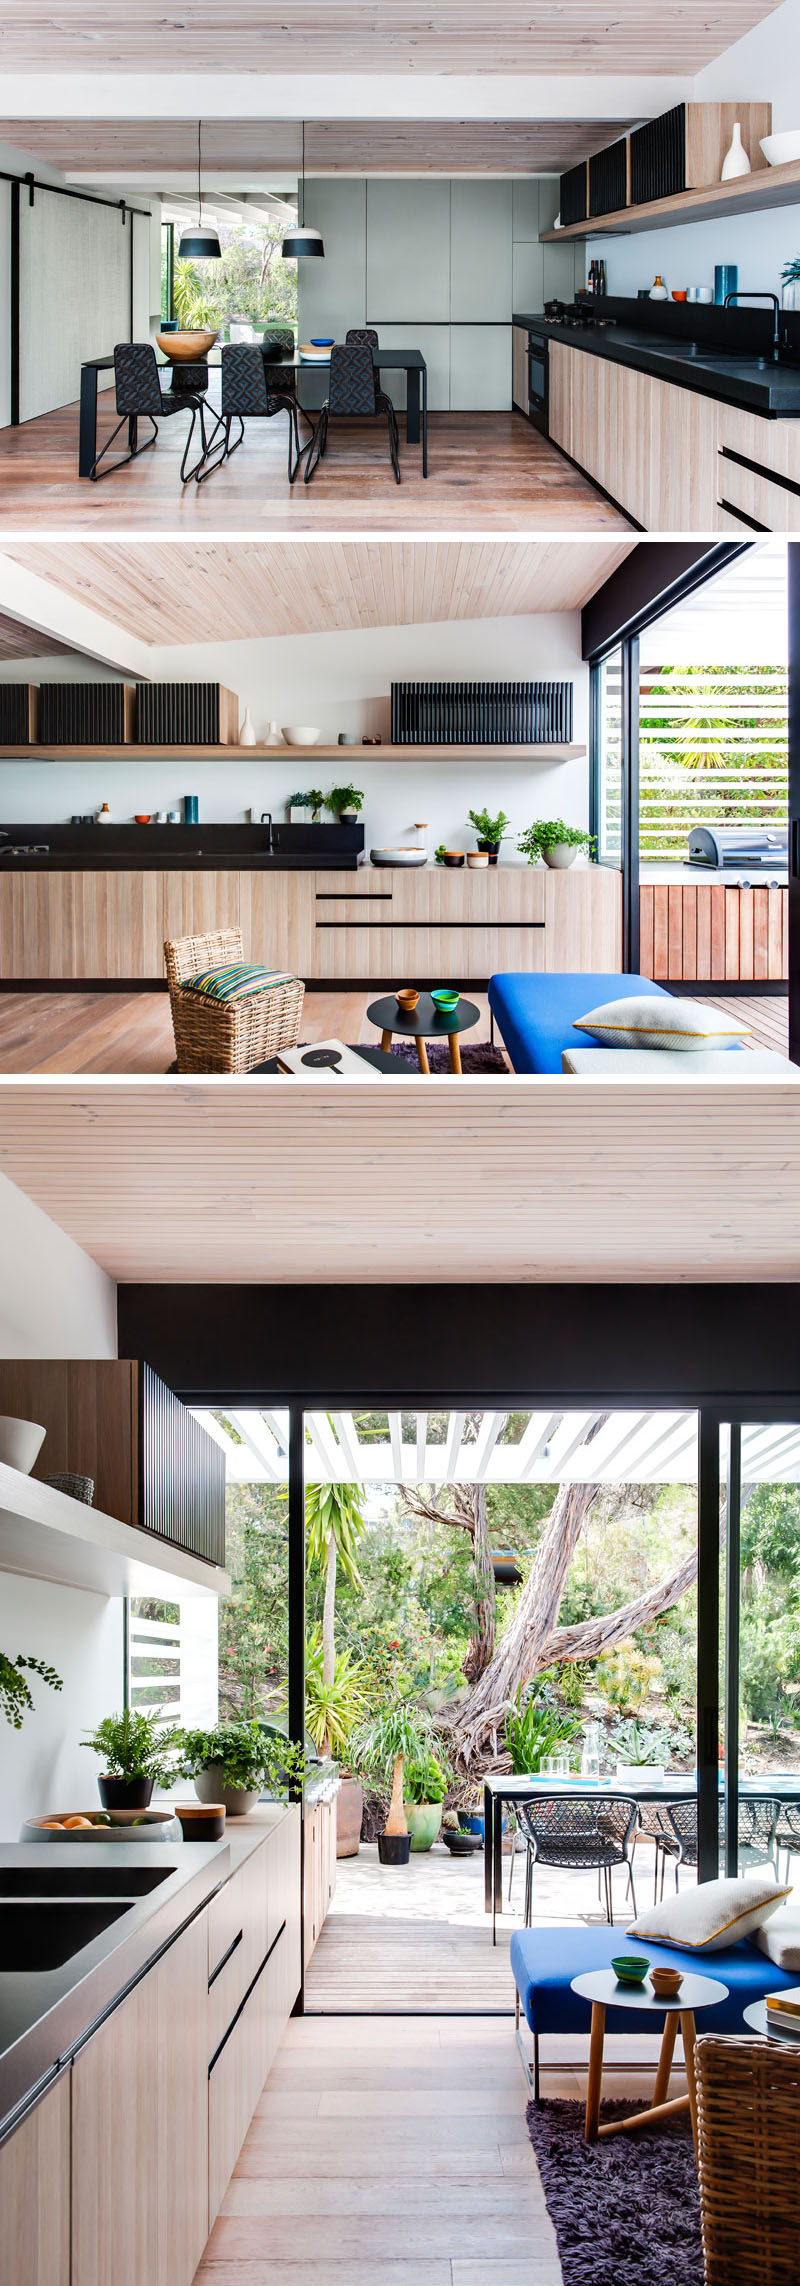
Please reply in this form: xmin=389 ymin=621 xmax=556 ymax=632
xmin=311 ymin=337 xmax=334 ymax=347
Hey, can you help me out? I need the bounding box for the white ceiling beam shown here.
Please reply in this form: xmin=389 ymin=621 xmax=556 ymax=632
xmin=0 ymin=74 xmax=692 ymax=124
xmin=0 ymin=555 xmax=152 ymax=678
xmin=388 ymin=1413 xmax=403 ymax=1481
xmin=228 ymin=1410 xmax=284 ymax=1481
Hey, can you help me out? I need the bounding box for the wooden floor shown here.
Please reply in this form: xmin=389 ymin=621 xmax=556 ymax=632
xmin=0 ymin=985 xmax=786 ymax=1075
xmin=195 ymin=2014 xmax=564 ymax=2286
xmin=0 ymin=401 xmax=630 ymax=534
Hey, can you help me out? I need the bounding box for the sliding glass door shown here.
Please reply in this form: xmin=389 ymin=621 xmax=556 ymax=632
xmin=718 ymin=1418 xmax=800 ymax=1879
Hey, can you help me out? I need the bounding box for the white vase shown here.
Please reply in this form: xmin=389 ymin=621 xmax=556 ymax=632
xmin=265 ymin=720 xmax=284 ymax=747
xmin=649 ymin=276 xmax=668 ymax=300
xmin=721 ymin=121 xmax=751 ymax=180
xmin=239 ymin=707 xmax=256 ymax=747
xmin=783 ymin=280 xmax=800 ymax=311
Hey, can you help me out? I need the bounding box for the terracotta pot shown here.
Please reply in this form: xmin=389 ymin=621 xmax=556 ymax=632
xmin=336 ymin=1776 xmax=364 ymax=1858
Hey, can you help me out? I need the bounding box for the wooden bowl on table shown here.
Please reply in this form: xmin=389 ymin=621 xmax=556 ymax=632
xmin=156 ymin=327 xmax=218 ymax=360
xmin=396 ymin=988 xmax=419 ymax=1012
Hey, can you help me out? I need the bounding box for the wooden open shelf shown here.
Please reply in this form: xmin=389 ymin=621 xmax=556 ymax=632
xmin=0 ymin=1461 xmax=231 ymax=1600
xmin=541 ymin=153 xmax=800 ymax=241
xmin=0 ymin=742 xmax=586 ymax=764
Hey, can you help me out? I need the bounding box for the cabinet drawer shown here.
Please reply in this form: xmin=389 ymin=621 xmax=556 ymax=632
xmin=208 ymin=1922 xmax=289 ymax=2224
xmin=717 ymin=447 xmax=793 ymax=532
xmin=207 ymin=1850 xmax=268 ymax=2058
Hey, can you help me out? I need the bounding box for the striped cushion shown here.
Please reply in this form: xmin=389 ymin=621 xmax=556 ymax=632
xmin=180 ymin=964 xmax=296 ymax=1002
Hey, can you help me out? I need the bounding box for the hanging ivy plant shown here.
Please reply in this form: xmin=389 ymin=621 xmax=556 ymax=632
xmin=1 ymin=1651 xmax=63 ymax=1730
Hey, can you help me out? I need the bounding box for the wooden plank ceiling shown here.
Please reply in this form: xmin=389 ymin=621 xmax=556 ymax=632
xmin=0 ymin=608 xmax=74 ymax=662
xmin=0 ymin=3 xmax=780 ymax=75
xmin=0 ymin=117 xmax=636 ymax=178
xmin=4 ymin=540 xmax=635 ymax=648
xmin=0 ymin=1078 xmax=796 ymax=1286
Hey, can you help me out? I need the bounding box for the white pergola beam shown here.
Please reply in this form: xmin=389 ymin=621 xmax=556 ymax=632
xmin=547 ymin=1412 xmax=604 ymax=1476
xmin=229 ymin=1410 xmax=283 ymax=1482
xmin=443 ymin=1411 xmax=467 ymax=1481
xmin=415 ymin=1413 xmax=428 ymax=1482
xmin=389 ymin=1413 xmax=403 ymax=1481
xmin=516 ymin=1413 xmax=561 ymax=1479
xmin=469 ymin=1412 xmax=506 ymax=1483
xmin=329 ymin=1412 xmax=361 ymax=1481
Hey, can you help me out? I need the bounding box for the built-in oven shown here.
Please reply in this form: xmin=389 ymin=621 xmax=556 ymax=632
xmin=528 ymin=330 xmax=549 ymax=435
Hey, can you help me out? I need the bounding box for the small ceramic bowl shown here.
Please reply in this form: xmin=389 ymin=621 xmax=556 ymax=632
xmin=431 ymin=988 xmax=460 ymax=1014
xmin=672 ymin=289 xmax=687 ymax=302
xmin=467 ymin=850 xmax=489 ymax=867
xmin=611 ymin=1954 xmax=650 ymax=1987
xmin=396 ymin=988 xmax=419 ymax=1012
xmin=443 ymin=850 xmax=465 ymax=867
xmin=650 ymin=1966 xmax=684 ymax=1998
xmin=134 ymin=813 xmax=151 ymax=824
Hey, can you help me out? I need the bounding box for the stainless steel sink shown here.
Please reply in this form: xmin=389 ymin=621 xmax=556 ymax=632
xmin=0 ymin=1901 xmax=131 ymax=1970
xmin=0 ymin=1865 xmax=174 ymax=1899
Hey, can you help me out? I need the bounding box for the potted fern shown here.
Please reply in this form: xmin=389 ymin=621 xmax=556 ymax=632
xmin=82 ymin=1708 xmax=182 ymax=1809
xmin=468 ymin=806 xmax=510 ymax=865
xmin=328 ymin=782 xmax=364 ymax=823
xmin=404 ymin=1749 xmax=450 ymax=1852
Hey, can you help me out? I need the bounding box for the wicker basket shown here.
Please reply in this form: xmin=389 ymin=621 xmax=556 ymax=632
xmin=164 ymin=926 xmax=305 ymax=1074
xmin=696 ymin=2034 xmax=800 ymax=2285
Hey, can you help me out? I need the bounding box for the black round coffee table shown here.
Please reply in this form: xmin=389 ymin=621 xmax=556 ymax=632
xmin=253 ymin=1044 xmax=413 ymax=1076
xmin=367 ymin=991 xmax=480 ymax=1073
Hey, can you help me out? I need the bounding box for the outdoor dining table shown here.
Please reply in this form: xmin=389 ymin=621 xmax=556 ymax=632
xmin=483 ymin=1770 xmax=800 ymax=1942
xmin=79 ymin=346 xmax=428 ymax=478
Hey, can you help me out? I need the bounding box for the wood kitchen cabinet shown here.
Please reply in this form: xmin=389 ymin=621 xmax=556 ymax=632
xmin=512 ymin=324 xmax=529 ymax=413
xmin=716 ymin=405 xmax=800 ymax=532
xmin=0 ymin=1358 xmax=225 ymax=1563
xmin=0 ymin=2074 xmax=70 ymax=2286
xmin=239 ymin=869 xmax=316 ymax=973
xmin=72 ymin=1912 xmax=208 ymax=2286
xmin=161 ymin=866 xmax=240 ymax=948
xmin=303 ymin=1794 xmax=337 ymax=1966
xmin=640 ymin=881 xmax=787 ymax=983
xmin=551 ymin=343 xmax=720 ymax=529
xmin=0 ymin=867 xmax=163 ymax=981
xmin=548 ymin=339 xmax=572 ymax=457
xmin=209 ymin=1807 xmax=302 ymax=2223
xmin=312 ymin=862 xmax=617 ymax=982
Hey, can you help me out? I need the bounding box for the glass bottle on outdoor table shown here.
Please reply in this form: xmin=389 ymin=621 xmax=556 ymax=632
xmin=581 ymin=1721 xmax=602 ymax=1782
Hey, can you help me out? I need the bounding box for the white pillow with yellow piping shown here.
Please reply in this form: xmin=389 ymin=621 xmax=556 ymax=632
xmin=573 ymin=995 xmax=751 ymax=1052
xmin=627 ymin=1871 xmax=791 ymax=1952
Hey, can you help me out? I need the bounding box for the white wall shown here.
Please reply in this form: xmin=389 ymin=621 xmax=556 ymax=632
xmin=586 ymin=200 xmax=800 ymax=305
xmin=1 ymin=1571 xmax=124 ymax=1841
xmin=0 ymin=1166 xmax=121 ymax=1839
xmin=693 ymin=0 xmax=800 ymax=128
xmin=0 ymin=613 xmax=590 ymax=857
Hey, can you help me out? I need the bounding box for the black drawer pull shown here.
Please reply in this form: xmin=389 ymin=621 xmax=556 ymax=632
xmin=717 ymin=496 xmax=770 ymax=532
xmin=208 ymin=1926 xmax=243 ymax=1988
xmin=720 ymin=445 xmax=800 ymax=503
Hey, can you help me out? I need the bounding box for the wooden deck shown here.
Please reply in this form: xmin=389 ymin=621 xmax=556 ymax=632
xmin=0 ymin=402 xmax=629 ymax=535
xmin=0 ymin=984 xmax=787 ymax=1074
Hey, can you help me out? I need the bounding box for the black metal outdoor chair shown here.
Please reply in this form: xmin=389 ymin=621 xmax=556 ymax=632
xmin=515 ymin=1793 xmax=639 ymax=1926
xmin=775 ymin=1800 xmax=800 ymax=1883
xmin=303 ymin=341 xmax=400 ymax=485
xmin=196 ymin=342 xmax=304 ymax=485
xmin=655 ymin=1795 xmax=781 ymax=1898
xmin=89 ymin=342 xmax=215 ymax=483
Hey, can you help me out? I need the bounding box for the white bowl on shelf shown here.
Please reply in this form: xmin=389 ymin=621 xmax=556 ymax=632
xmin=281 ymin=726 xmax=321 ymax=747
xmin=760 ymin=131 xmax=800 ymax=167
xmin=370 ymin=847 xmax=428 ymax=867
xmin=0 ymin=1415 xmax=46 ymax=1474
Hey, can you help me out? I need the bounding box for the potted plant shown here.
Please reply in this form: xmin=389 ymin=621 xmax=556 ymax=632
xmin=607 ymin=1718 xmax=670 ymax=1790
xmin=328 ymin=782 xmax=364 ymax=823
xmin=303 ymin=1632 xmax=369 ymax=1857
xmin=517 ymin=819 xmax=596 ymax=870
xmin=467 ymin=807 xmax=510 ymax=865
xmin=288 ymin=788 xmax=311 ymax=823
xmin=305 ymin=787 xmax=327 ymax=824
xmin=403 ymin=1749 xmax=450 ymax=1852
xmin=353 ymin=1700 xmax=437 ymax=1865
xmin=178 ymin=1720 xmax=273 ymax=1816
xmin=82 ymin=1708 xmax=181 ymax=1809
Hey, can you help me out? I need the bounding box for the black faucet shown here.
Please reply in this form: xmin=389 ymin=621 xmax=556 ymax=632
xmin=724 ymin=290 xmax=783 ymax=363
xmin=260 ymin=811 xmax=273 ymax=852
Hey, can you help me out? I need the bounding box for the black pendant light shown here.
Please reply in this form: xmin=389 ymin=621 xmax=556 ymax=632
xmin=178 ymin=122 xmax=222 ymax=260
xmin=282 ymin=123 xmax=324 ymax=259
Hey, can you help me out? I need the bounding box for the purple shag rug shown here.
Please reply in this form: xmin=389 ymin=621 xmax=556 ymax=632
xmin=388 ymin=1040 xmax=507 ymax=1072
xmin=526 ymin=2100 xmax=702 ymax=2286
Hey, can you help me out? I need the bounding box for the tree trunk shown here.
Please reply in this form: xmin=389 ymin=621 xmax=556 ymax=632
xmin=385 ymin=1753 xmax=407 ymax=1835
xmin=458 ymin=1478 xmax=601 ymax=1751
xmin=464 ymin=1484 xmax=496 ymax=1682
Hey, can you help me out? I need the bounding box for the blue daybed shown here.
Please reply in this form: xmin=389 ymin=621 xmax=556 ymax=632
xmin=511 ymin=1921 xmax=795 ymax=2096
xmin=488 ymin=972 xmax=671 ymax=1076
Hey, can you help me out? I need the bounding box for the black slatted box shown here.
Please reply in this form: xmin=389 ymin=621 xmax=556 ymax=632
xmin=0 ymin=685 xmax=36 ymax=745
xmin=37 ymin=683 xmax=130 ymax=745
xmin=559 ymin=162 xmax=588 ymax=228
xmin=136 ymin=683 xmax=226 ymax=744
xmin=589 ymin=138 xmax=628 ymax=218
xmin=390 ymin=682 xmax=573 ymax=746
xmin=629 ymin=105 xmax=686 ymax=205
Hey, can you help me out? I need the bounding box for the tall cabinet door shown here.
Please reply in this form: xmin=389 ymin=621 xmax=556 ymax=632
xmin=72 ymin=1961 xmax=160 ymax=2286
xmin=0 ymin=2075 xmax=70 ymax=2286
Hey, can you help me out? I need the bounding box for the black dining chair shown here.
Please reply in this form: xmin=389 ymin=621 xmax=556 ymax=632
xmin=655 ymin=1795 xmax=780 ymax=1897
xmin=196 ymin=342 xmax=303 ymax=484
xmin=515 ymin=1794 xmax=639 ymax=1926
xmin=89 ymin=342 xmax=214 ymax=483
xmin=303 ymin=341 xmax=400 ymax=485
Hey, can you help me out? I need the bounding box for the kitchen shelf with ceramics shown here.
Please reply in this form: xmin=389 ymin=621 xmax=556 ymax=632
xmin=0 ymin=743 xmax=586 ymax=764
xmin=0 ymin=1461 xmax=231 ymax=1600
xmin=541 ymin=153 xmax=800 ymax=241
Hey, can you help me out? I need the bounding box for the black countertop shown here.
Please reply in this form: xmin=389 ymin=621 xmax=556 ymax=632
xmin=0 ymin=824 xmax=365 ymax=872
xmin=0 ymin=1839 xmax=229 ymax=2139
xmin=513 ymin=310 xmax=800 ymax=418
xmin=0 ymin=850 xmax=358 ymax=871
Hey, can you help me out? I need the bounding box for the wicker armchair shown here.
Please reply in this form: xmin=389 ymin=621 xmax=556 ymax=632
xmin=515 ymin=1793 xmax=638 ymax=1925
xmin=696 ymin=2035 xmax=800 ymax=2285
xmin=164 ymin=926 xmax=304 ymax=1073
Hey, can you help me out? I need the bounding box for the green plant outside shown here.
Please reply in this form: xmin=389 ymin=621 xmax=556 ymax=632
xmin=405 ymin=1801 xmax=444 ymax=1852
xmin=304 ymin=1634 xmax=369 ymax=1757
xmin=505 ymin=1681 xmax=581 ymax=1775
xmin=404 ymin=1750 xmax=450 ymax=1805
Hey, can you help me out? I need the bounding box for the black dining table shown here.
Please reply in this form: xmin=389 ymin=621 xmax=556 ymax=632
xmin=483 ymin=1771 xmax=800 ymax=1941
xmin=78 ymin=346 xmax=428 ymax=478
